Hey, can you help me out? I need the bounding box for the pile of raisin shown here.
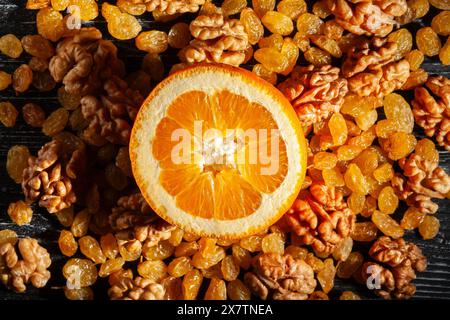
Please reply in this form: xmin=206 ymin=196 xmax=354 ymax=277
xmin=0 ymin=0 xmax=449 ymax=301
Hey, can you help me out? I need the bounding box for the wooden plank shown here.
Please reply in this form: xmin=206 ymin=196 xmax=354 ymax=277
xmin=1 ymin=0 xmax=450 ymax=300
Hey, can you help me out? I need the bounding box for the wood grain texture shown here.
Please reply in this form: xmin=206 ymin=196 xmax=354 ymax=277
xmin=1 ymin=0 xmax=450 ymax=300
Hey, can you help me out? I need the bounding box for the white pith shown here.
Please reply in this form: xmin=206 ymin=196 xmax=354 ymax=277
xmin=131 ymin=67 xmax=304 ymax=238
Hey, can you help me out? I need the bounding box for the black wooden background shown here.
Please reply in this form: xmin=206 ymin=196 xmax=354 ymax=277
xmin=1 ymin=0 xmax=449 ymax=300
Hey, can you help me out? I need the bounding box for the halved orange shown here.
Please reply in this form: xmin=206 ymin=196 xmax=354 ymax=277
xmin=130 ymin=64 xmax=307 ymax=239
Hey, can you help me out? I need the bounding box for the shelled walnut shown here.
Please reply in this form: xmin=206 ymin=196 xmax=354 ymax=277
xmin=278 ymin=65 xmax=348 ymax=126
xmin=412 ymin=76 xmax=450 ymax=151
xmin=81 ymin=76 xmax=144 ymax=146
xmin=244 ymin=253 xmax=316 ymax=300
xmin=108 ymin=275 xmax=165 ymax=300
xmin=142 ymin=0 xmax=206 ymax=14
xmin=361 ymin=237 xmax=426 ymax=299
xmin=178 ymin=13 xmax=249 ymax=66
xmin=326 ymin=0 xmax=407 ymax=37
xmin=22 ymin=140 xmax=86 ymax=213
xmin=392 ymin=148 xmax=450 ymax=214
xmin=110 ymin=193 xmax=175 ymax=245
xmin=0 ymin=238 xmax=51 ymax=293
xmin=342 ymin=37 xmax=410 ymax=97
xmin=280 ymin=183 xmax=355 ymax=254
xmin=49 ymin=28 xmax=125 ymax=96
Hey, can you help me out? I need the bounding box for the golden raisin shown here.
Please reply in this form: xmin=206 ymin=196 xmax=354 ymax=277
xmin=169 ymin=228 xmax=184 ymax=247
xmin=401 ymin=207 xmax=426 ymax=230
xmin=191 ymin=246 xmax=225 ymax=270
xmin=71 ymin=209 xmax=91 ymax=238
xmin=239 ymin=235 xmax=263 ymax=252
xmin=58 ymin=87 xmax=81 ymax=110
xmin=168 ymin=257 xmax=192 ymax=278
xmin=277 ymin=0 xmax=307 ymax=20
xmin=64 ymin=287 xmax=94 ymax=300
xmin=317 ymin=259 xmax=335 ymax=294
xmin=381 ymin=132 xmax=417 ymax=161
xmin=415 ymin=138 xmax=439 ymax=163
xmin=168 ymin=23 xmax=191 ymax=49
xmin=0 ymin=70 xmax=12 ymax=91
xmin=105 ymin=163 xmax=128 ymax=191
xmin=373 ymin=163 xmax=394 ymax=183
xmin=21 ymin=35 xmax=54 ymax=59
xmin=116 ymin=0 xmax=146 ymax=16
xmin=59 ymin=230 xmax=78 ymax=257
xmin=402 ymin=69 xmax=429 ymax=90
xmin=429 ymin=0 xmax=450 ymax=10
xmin=347 ymin=192 xmax=365 ymax=214
xmin=328 ymin=113 xmax=348 ymax=146
xmin=222 ymin=0 xmax=247 ymax=16
xmin=312 ymin=0 xmax=331 ymax=18
xmin=387 ymin=28 xmax=412 ymax=59
xmin=431 ymin=11 xmax=450 ymax=36
xmin=262 ymin=11 xmax=294 ymax=36
xmin=104 ymin=259 xmax=127 ymax=284
xmin=336 ymin=252 xmax=364 ymax=279
xmin=22 ymin=103 xmax=45 ymax=127
xmin=55 ymin=207 xmax=74 ymax=227
xmin=6 ymin=145 xmax=30 ymax=184
xmin=0 ymin=34 xmax=23 ymax=58
xmin=182 ymin=269 xmax=203 ymax=300
xmin=296 ymin=13 xmax=323 ymax=36
xmin=340 ymin=291 xmax=361 ymax=300
xmin=252 ymin=64 xmax=277 ymax=84
xmin=258 ymin=33 xmax=284 ymax=50
xmin=378 ymin=186 xmax=399 ymax=214
xmin=372 ymin=210 xmax=404 ymax=239
xmin=313 ymin=152 xmax=337 ymax=170
xmin=12 ymin=64 xmax=33 ymax=93
xmin=7 ymin=200 xmax=33 ymax=225
xmin=310 ymin=35 xmax=342 ymax=58
xmin=42 ymin=108 xmax=69 ymax=137
xmin=231 ymin=244 xmax=252 ymax=270
xmin=105 ymin=5 xmax=142 ymax=40
xmin=254 ymin=47 xmax=289 ymax=73
xmin=100 ymin=233 xmax=118 ymax=260
xmin=79 ymin=236 xmax=106 ymax=264
xmin=252 ymin=0 xmax=276 ymax=18
xmin=0 ymin=101 xmax=19 ymax=128
xmin=351 ymin=222 xmax=378 ymax=242
xmin=440 ymin=37 xmax=450 ymax=65
xmin=227 ymin=279 xmax=251 ymax=300
xmin=138 ymin=260 xmax=167 ymax=282
xmin=175 ymin=241 xmax=199 ymax=257
xmin=36 ymin=7 xmax=65 ymax=42
xmin=240 ymin=8 xmax=264 ymax=46
xmin=344 ymin=164 xmax=369 ymax=195
xmin=280 ymin=38 xmax=299 ymax=75
xmin=221 ymin=255 xmax=240 ymax=281
xmin=136 ymin=31 xmax=168 ymax=54
xmin=204 ymin=278 xmax=227 ymax=300
xmin=304 ymin=47 xmax=331 ymax=66
xmin=405 ymin=50 xmax=424 ymax=71
xmin=419 ymin=216 xmax=440 ymax=240
xmin=63 ymin=258 xmax=98 ymax=288
xmin=322 ymin=167 xmax=345 ymax=187
xmin=416 ymin=27 xmax=442 ymax=57
xmin=32 ymin=70 xmax=56 ymax=92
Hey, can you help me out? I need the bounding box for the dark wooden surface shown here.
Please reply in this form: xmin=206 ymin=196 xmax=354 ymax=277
xmin=1 ymin=0 xmax=450 ymax=300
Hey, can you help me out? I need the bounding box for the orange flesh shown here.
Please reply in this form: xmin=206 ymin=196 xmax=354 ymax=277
xmin=152 ymin=89 xmax=288 ymax=220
